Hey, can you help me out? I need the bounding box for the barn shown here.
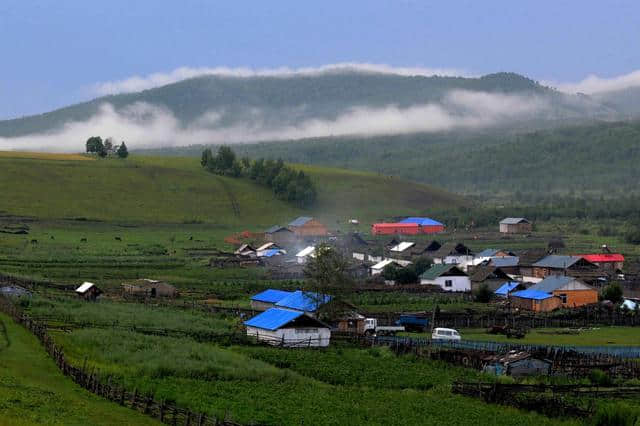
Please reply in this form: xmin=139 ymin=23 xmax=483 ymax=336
xmin=288 ymin=217 xmax=328 ymax=237
xmin=499 ymin=218 xmax=532 ymax=234
xmin=419 ymin=264 xmax=470 ymax=292
xmin=244 ymin=308 xmax=331 ymax=347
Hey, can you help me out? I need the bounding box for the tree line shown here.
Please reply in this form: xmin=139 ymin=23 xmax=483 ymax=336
xmin=85 ymin=136 xmax=128 ymax=158
xmin=201 ymin=146 xmax=317 ymax=208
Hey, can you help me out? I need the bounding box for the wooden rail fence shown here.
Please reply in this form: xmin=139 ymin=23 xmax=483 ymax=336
xmin=0 ymin=294 xmax=242 ymax=426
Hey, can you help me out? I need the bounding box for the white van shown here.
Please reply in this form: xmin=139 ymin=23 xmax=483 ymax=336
xmin=431 ymin=328 xmax=461 ymax=341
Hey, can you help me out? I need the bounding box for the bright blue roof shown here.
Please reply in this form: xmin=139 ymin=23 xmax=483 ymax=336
xmin=275 ymin=290 xmax=332 ymax=312
xmin=399 ymin=217 xmax=443 ymax=226
xmin=495 ymin=281 xmax=521 ymax=296
xmin=288 ymin=216 xmax=313 ymax=227
xmin=244 ymin=308 xmax=303 ymax=331
xmin=511 ymin=289 xmax=554 ymax=300
xmin=250 ymin=289 xmax=294 ymax=303
xmin=261 ymin=249 xmax=281 ymax=258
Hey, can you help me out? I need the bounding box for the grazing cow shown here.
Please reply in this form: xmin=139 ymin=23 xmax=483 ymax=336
xmin=50 ymin=235 xmax=55 ymax=240
xmin=189 ymin=236 xmax=193 ymax=241
xmin=30 ymin=239 xmax=38 ymax=244
xmin=115 ymin=236 xmax=122 ymax=241
xmin=80 ymin=238 xmax=87 ymax=242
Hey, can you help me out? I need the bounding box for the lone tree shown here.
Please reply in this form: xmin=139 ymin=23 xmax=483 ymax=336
xmin=85 ymin=136 xmax=104 ymax=154
xmin=303 ymin=243 xmax=354 ymax=317
xmin=117 ymin=141 xmax=129 ymax=158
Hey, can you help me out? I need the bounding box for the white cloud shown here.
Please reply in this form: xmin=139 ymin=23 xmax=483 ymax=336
xmin=0 ymin=91 xmax=549 ymax=152
xmin=91 ymin=63 xmax=469 ymax=95
xmin=546 ymin=70 xmax=640 ymax=94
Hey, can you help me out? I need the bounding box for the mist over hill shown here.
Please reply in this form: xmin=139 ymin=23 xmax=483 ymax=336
xmin=0 ymin=70 xmax=628 ymax=151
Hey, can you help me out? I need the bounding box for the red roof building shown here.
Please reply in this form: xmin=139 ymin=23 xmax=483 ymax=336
xmin=580 ymin=254 xmax=625 ymax=271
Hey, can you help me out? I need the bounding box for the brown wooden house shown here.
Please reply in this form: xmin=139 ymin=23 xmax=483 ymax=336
xmin=75 ymin=282 xmax=102 ymax=301
xmin=287 ymin=217 xmax=328 ymax=237
xmin=499 ymin=218 xmax=532 ymax=234
xmin=532 ymin=255 xmax=598 ymax=279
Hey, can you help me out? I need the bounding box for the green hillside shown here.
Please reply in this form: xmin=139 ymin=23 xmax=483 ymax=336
xmin=0 ymin=71 xmax=615 ymax=138
xmin=155 ymin=119 xmax=640 ymax=200
xmin=0 ymin=153 xmax=464 ymax=226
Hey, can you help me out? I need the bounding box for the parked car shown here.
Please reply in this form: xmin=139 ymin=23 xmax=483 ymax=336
xmin=431 ymin=327 xmax=461 ymax=341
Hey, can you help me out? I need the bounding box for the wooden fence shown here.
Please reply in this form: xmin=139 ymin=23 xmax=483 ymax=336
xmin=452 ymin=382 xmax=640 ymax=417
xmin=0 ymin=295 xmax=242 ymax=426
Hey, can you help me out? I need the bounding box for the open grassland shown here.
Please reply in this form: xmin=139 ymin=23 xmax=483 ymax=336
xmin=0 ymin=151 xmax=92 ymax=161
xmin=459 ymin=327 xmax=640 ymax=346
xmin=0 ymin=153 xmax=464 ymax=226
xmin=0 ymin=313 xmax=157 ymax=425
xmin=49 ymin=320 xmax=574 ymax=425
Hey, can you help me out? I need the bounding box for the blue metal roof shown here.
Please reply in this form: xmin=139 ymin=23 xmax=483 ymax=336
xmin=494 ymin=282 xmax=521 ymax=296
xmin=491 ymin=256 xmax=520 ymax=268
xmin=476 ymin=248 xmax=501 ymax=258
xmin=244 ymin=308 xmax=304 ymax=331
xmin=275 ymin=290 xmax=332 ymax=312
xmin=265 ymin=225 xmax=288 ymax=233
xmin=511 ymin=289 xmax=554 ymax=300
xmin=288 ymin=216 xmax=313 ymax=227
xmin=250 ymin=289 xmax=294 ymax=303
xmin=529 ymin=275 xmax=573 ymax=293
xmin=261 ymin=249 xmax=281 ymax=258
xmin=399 ymin=217 xmax=443 ymax=226
xmin=533 ymin=255 xmax=582 ymax=269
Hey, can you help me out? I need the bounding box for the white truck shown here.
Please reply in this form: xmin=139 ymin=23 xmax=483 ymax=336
xmin=363 ymin=318 xmax=405 ymax=336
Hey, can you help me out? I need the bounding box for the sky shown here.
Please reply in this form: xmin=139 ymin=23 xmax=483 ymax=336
xmin=1 ymin=0 xmax=639 ymax=119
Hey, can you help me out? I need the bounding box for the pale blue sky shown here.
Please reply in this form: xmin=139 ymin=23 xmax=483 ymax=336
xmin=1 ymin=0 xmax=639 ymax=119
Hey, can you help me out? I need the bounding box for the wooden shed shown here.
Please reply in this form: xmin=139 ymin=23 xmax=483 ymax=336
xmin=122 ymin=279 xmax=178 ymax=298
xmin=264 ymin=225 xmax=296 ymax=246
xmin=75 ymin=282 xmax=102 ymax=301
xmin=499 ymin=218 xmax=532 ymax=234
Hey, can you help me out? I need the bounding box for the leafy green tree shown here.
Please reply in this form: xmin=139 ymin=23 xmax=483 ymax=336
xmin=395 ymin=267 xmax=418 ymax=285
xmin=117 ymin=142 xmax=129 ymax=158
xmin=85 ymin=136 xmax=103 ymax=153
xmin=474 ymin=284 xmax=493 ymax=303
xmin=201 ymin=148 xmax=213 ymax=167
xmin=303 ymin=244 xmax=354 ymax=317
xmin=382 ymin=264 xmax=398 ymax=281
xmin=412 ymin=257 xmax=433 ymax=276
xmin=601 ymin=283 xmax=624 ymax=304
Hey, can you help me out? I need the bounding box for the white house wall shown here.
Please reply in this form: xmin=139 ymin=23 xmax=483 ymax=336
xmin=246 ymin=326 xmax=330 ymax=347
xmin=420 ymin=276 xmax=470 ymax=292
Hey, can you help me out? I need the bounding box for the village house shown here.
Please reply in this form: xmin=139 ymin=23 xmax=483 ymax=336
xmin=244 ymin=308 xmax=331 ymax=347
xmin=75 ymin=281 xmax=102 ymax=301
xmin=475 ymin=248 xmax=516 ymax=259
xmin=409 ymin=240 xmax=442 ymax=257
xmin=499 ymin=217 xmax=532 ymax=234
xmin=431 ymin=242 xmax=473 ymax=266
xmin=531 ymin=255 xmax=598 ymax=279
xmin=295 ymin=246 xmax=315 ymax=264
xmin=234 ymin=243 xmax=257 ymax=257
xmin=483 ymin=351 xmax=551 ymax=377
xmin=250 ymin=289 xmax=297 ymax=311
xmin=468 ymin=265 xmax=513 ymax=291
xmin=510 ymin=275 xmax=598 ymax=311
xmin=370 ymin=259 xmax=410 ymax=276
xmin=122 ymin=279 xmax=178 ymax=298
xmin=371 ymin=217 xmax=445 ymax=236
xmin=419 ymin=264 xmax=470 ymax=292
xmin=516 ymin=248 xmax=550 ymax=281
xmin=580 ymin=252 xmax=625 ymax=272
xmin=264 ymin=225 xmax=296 ymax=246
xmin=287 ymin=217 xmax=328 ymax=237
xmin=398 ymin=217 xmax=445 ymax=233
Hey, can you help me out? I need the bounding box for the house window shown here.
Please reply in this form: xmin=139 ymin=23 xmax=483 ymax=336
xmin=295 ymin=328 xmax=318 ymax=334
xmin=559 ymin=294 xmax=567 ymax=304
xmin=445 ymin=280 xmax=453 ymax=288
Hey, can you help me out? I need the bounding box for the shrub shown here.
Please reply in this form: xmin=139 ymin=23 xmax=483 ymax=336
xmin=601 ymin=283 xmax=624 ymax=304
xmin=591 ymin=402 xmax=640 ymax=426
xmin=589 ymin=369 xmax=613 ymax=386
xmin=474 ymin=284 xmax=492 ymax=303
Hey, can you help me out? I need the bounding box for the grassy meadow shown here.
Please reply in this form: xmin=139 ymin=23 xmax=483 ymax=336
xmin=459 ymin=327 xmax=640 ymax=346
xmin=0 ymin=313 xmax=158 ymax=425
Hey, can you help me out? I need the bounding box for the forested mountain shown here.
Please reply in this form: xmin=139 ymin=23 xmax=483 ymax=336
xmin=144 ymin=120 xmax=640 ymax=200
xmin=0 ymin=71 xmax=621 ymax=138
